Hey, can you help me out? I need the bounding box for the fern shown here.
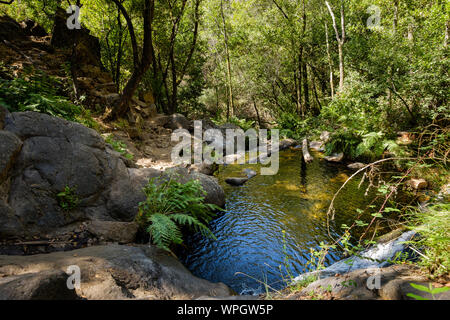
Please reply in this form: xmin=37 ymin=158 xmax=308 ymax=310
xmin=355 ymin=132 xmax=403 ymax=161
xmin=137 ymin=173 xmax=221 ymax=253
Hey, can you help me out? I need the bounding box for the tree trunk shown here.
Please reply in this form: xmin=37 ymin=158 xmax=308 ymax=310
xmin=338 ymin=42 xmax=344 ymax=91
xmin=252 ymin=97 xmax=262 ymax=128
xmin=325 ymin=1 xmax=345 ymax=92
xmin=393 ymin=0 xmax=399 ymax=34
xmin=445 ymin=20 xmax=449 ymax=47
xmin=109 ymin=0 xmax=154 ymax=119
xmin=302 ymin=61 xmax=310 ymax=114
xmin=115 ymin=5 xmax=123 ymax=92
xmin=221 ymin=0 xmax=234 ymax=119
xmin=325 ymin=21 xmax=334 ymax=99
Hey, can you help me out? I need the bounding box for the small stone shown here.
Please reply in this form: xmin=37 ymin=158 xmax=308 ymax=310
xmin=324 ymin=153 xmax=344 ymax=163
xmin=347 ymin=163 xmax=366 ymax=170
xmin=407 ymin=178 xmax=428 ymax=190
xmin=310 ymin=141 xmax=325 ymax=152
xmin=243 ymin=169 xmax=257 ymax=179
xmin=320 ymin=131 xmax=331 ymax=143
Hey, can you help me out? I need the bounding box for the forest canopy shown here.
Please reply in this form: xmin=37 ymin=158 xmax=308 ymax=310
xmin=1 ymin=0 xmax=448 ymax=135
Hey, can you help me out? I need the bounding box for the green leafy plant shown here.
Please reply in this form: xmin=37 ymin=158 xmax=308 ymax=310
xmin=136 ymin=174 xmax=221 ymax=253
xmin=0 ymin=71 xmax=81 ymax=121
xmin=57 ymin=186 xmax=79 ymax=211
xmin=324 ymin=128 xmax=362 ymax=160
xmin=105 ymin=136 xmax=134 ymax=160
xmin=228 ymin=116 xmax=256 ymax=131
xmin=408 ymin=203 xmax=450 ymax=278
xmin=407 ymin=283 xmax=450 ymax=300
xmin=354 ymin=132 xmax=403 ymax=161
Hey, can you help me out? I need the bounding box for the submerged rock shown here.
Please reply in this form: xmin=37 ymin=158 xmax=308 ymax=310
xmin=225 ymin=177 xmax=249 ymax=187
xmin=243 ymin=169 xmax=257 ymax=179
xmin=0 ymin=244 xmax=233 ymax=300
xmin=324 ymin=153 xmax=344 ymax=163
xmin=279 ymin=139 xmax=297 ymax=151
xmin=310 ymin=141 xmax=325 ymax=152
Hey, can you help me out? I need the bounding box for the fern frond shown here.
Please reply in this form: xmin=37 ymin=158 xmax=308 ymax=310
xmin=148 ymin=213 xmax=183 ymax=251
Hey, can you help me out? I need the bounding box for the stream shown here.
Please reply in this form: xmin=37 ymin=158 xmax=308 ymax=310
xmin=180 ymin=149 xmax=375 ymax=295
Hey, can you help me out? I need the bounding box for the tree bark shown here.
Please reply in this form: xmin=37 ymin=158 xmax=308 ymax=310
xmin=221 ymin=0 xmax=235 ymax=119
xmin=325 ymin=0 xmax=345 ymax=92
xmin=324 ymin=20 xmax=334 ymax=99
xmin=445 ymin=20 xmax=449 ymax=47
xmin=108 ymin=0 xmax=154 ymax=119
xmin=302 ymin=139 xmax=314 ymax=163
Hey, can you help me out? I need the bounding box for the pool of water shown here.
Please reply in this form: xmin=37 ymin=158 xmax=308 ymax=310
xmin=180 ymin=149 xmax=374 ymax=295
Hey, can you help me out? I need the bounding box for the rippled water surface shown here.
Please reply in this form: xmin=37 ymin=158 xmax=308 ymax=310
xmin=180 ymin=149 xmax=373 ymax=294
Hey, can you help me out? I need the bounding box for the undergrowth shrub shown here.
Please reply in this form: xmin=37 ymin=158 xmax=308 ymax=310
xmin=136 ymin=174 xmax=221 ymax=253
xmin=0 ymin=69 xmax=99 ymax=130
xmin=57 ymin=186 xmax=79 ymax=212
xmin=0 ymin=72 xmax=81 ymax=121
xmin=105 ymin=136 xmax=134 ymax=160
xmin=408 ymin=203 xmax=450 ymax=278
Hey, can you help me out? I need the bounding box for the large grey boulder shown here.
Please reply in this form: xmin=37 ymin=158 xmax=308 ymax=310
xmin=0 ymin=105 xmax=8 ymax=129
xmin=164 ymin=114 xmax=191 ymax=131
xmin=0 ymin=130 xmax=22 ymax=183
xmin=0 ymin=111 xmax=225 ymax=243
xmin=293 ymin=265 xmax=450 ymax=300
xmin=0 ymin=270 xmax=79 ymax=300
xmin=166 ymin=167 xmax=225 ymax=208
xmin=84 ymin=221 xmax=139 ymax=244
xmin=0 ymin=244 xmax=233 ymax=300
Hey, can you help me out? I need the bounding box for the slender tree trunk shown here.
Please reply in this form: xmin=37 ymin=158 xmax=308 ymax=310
xmin=338 ymin=43 xmax=344 ymax=90
xmin=109 ymin=0 xmax=154 ymax=119
xmin=295 ymin=65 xmax=302 ymax=115
xmin=252 ymin=97 xmax=262 ymax=128
xmin=324 ymin=21 xmax=334 ymax=99
xmin=297 ymin=53 xmax=303 ymax=117
xmin=445 ymin=20 xmax=449 ymax=47
xmin=115 ymin=4 xmax=123 ymax=92
xmin=325 ymin=0 xmax=345 ymax=92
xmin=221 ymin=0 xmax=234 ymax=119
xmin=302 ymin=61 xmax=309 ymax=114
xmin=393 ymin=0 xmax=399 ymax=34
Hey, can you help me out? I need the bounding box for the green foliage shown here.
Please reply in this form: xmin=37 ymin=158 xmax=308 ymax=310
xmin=0 ymin=71 xmax=82 ymax=121
xmin=136 ymin=174 xmax=221 ymax=252
xmin=408 ymin=203 xmax=450 ymax=278
xmin=57 ymin=186 xmax=79 ymax=212
xmin=407 ymin=283 xmax=450 ymax=301
xmin=324 ymin=129 xmax=404 ymax=161
xmin=228 ymin=116 xmax=255 ymax=131
xmin=324 ymin=128 xmax=362 ymax=160
xmin=355 ymin=132 xmax=404 ymax=161
xmin=76 ymin=108 xmax=101 ymax=132
xmin=105 ymin=136 xmax=133 ymax=160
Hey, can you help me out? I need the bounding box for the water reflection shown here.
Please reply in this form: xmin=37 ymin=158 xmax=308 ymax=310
xmin=180 ymin=149 xmax=372 ymax=294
